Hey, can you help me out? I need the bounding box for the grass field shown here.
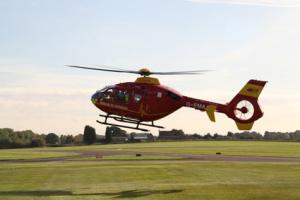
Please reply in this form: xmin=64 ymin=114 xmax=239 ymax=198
xmin=1 ymin=141 xmax=300 ymax=200
xmin=0 ymin=148 xmax=79 ymax=160
xmin=61 ymin=140 xmax=300 ymax=157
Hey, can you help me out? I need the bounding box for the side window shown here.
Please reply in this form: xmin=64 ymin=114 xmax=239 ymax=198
xmin=116 ymin=90 xmax=129 ymax=103
xmin=134 ymin=94 xmax=142 ymax=103
xmin=167 ymin=91 xmax=181 ymax=101
xmin=157 ymin=92 xmax=162 ymax=98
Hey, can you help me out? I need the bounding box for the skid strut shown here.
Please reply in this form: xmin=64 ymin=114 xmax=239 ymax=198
xmin=96 ymin=114 xmax=164 ymax=132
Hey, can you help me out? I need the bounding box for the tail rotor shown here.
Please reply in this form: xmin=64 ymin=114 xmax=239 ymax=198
xmin=234 ymin=100 xmax=255 ymax=121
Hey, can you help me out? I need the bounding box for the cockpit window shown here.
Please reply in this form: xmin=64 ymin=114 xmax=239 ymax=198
xmin=103 ymin=88 xmax=114 ymax=100
xmin=115 ymin=90 xmax=129 ymax=103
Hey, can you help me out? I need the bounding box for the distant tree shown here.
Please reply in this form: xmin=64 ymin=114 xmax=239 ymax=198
xmin=264 ymin=131 xmax=289 ymax=140
xmin=105 ymin=126 xmax=129 ymax=143
xmin=233 ymin=131 xmax=262 ymax=140
xmin=213 ymin=133 xmax=220 ymax=139
xmin=0 ymin=128 xmax=14 ymax=136
xmin=227 ymin=131 xmax=234 ymax=138
xmin=105 ymin=126 xmax=126 ymax=143
xmin=10 ymin=137 xmax=25 ymax=148
xmin=20 ymin=130 xmax=35 ymax=141
xmin=65 ymin=135 xmax=75 ymax=144
xmin=83 ymin=125 xmax=96 ymax=145
xmin=171 ymin=129 xmax=185 ymax=136
xmin=74 ymin=134 xmax=83 ymax=144
xmin=192 ymin=133 xmax=202 ymax=139
xmin=105 ymin=127 xmax=112 ymax=143
xmin=45 ymin=133 xmax=59 ymax=144
xmin=60 ymin=135 xmax=75 ymax=144
xmin=289 ymin=130 xmax=300 ymax=140
xmin=31 ymin=137 xmax=46 ymax=147
xmin=0 ymin=128 xmax=42 ymax=148
xmin=0 ymin=129 xmax=13 ymax=148
xmin=203 ymin=133 xmax=212 ymax=140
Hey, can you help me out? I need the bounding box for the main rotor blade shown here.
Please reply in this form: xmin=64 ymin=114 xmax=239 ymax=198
xmin=150 ymin=70 xmax=211 ymax=75
xmin=66 ymin=65 xmax=211 ymax=76
xmin=66 ymin=65 xmax=139 ymax=74
xmin=96 ymin=64 xmax=131 ymax=71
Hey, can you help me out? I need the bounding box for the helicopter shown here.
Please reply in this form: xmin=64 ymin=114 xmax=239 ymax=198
xmin=67 ymin=65 xmax=267 ymax=132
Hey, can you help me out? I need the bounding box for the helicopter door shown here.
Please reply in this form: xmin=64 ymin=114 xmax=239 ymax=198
xmin=131 ymin=92 xmax=143 ymax=114
xmin=131 ymin=86 xmax=149 ymax=117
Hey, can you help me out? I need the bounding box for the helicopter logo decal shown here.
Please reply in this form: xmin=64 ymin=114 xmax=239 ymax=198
xmin=186 ymin=102 xmax=206 ymax=110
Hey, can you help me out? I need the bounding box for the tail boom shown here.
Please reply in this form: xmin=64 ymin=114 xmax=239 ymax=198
xmin=182 ymin=96 xmax=228 ymax=122
xmin=182 ymin=79 xmax=267 ymax=130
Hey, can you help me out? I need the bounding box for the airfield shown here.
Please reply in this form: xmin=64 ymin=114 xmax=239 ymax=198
xmin=1 ymin=141 xmax=300 ymax=200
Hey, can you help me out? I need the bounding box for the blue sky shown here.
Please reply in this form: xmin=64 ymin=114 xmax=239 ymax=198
xmin=0 ymin=0 xmax=299 ymax=135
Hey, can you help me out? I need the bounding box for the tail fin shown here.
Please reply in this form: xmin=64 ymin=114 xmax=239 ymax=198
xmin=227 ymin=80 xmax=267 ymax=130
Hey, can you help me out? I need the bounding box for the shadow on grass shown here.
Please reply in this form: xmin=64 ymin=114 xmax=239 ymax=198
xmin=0 ymin=189 xmax=183 ymax=198
xmin=100 ymin=189 xmax=183 ymax=198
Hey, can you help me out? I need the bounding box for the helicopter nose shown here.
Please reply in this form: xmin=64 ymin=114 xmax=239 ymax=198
xmin=91 ymin=92 xmax=99 ymax=105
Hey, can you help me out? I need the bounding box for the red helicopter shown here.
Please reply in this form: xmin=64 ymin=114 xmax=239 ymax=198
xmin=67 ymin=65 xmax=267 ymax=132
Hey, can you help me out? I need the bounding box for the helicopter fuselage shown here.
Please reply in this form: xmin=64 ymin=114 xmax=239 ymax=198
xmin=91 ymin=79 xmax=184 ymax=121
xmin=91 ymin=77 xmax=266 ymax=131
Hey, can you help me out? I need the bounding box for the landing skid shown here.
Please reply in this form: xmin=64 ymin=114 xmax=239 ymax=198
xmin=96 ymin=114 xmax=164 ymax=132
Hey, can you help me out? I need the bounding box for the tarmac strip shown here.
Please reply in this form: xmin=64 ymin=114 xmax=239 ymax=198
xmin=2 ymin=150 xmax=300 ymax=163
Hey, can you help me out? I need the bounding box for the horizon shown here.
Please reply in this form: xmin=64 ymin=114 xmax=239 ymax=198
xmin=1 ymin=126 xmax=299 ymax=137
xmin=1 ymin=0 xmax=300 ymax=135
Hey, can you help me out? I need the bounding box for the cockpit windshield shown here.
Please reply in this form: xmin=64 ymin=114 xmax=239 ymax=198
xmin=92 ymin=85 xmax=115 ymax=101
xmin=98 ymin=85 xmax=114 ymax=93
xmin=95 ymin=85 xmax=129 ymax=103
xmin=102 ymin=88 xmax=114 ymax=100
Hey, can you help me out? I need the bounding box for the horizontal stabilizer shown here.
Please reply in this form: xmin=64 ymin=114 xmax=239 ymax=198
xmin=206 ymin=105 xmax=217 ymax=122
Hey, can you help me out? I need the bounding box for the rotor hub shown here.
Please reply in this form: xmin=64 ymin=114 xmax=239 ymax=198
xmin=240 ymin=106 xmax=248 ymax=114
xmin=139 ymin=68 xmax=151 ymax=76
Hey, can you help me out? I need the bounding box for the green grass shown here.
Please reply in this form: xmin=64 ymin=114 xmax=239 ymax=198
xmin=1 ymin=161 xmax=300 ymax=200
xmin=0 ymin=148 xmax=79 ymax=160
xmin=4 ymin=140 xmax=299 ymax=160
xmin=1 ymin=141 xmax=300 ymax=199
xmin=58 ymin=141 xmax=300 ymax=157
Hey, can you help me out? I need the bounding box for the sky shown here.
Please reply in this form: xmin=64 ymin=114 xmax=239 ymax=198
xmin=0 ymin=0 xmax=300 ymax=135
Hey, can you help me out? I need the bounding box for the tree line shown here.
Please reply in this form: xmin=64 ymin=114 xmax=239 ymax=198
xmin=0 ymin=127 xmax=88 ymax=148
xmin=192 ymin=130 xmax=300 ymax=141
xmin=1 ymin=127 xmax=300 ymax=149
